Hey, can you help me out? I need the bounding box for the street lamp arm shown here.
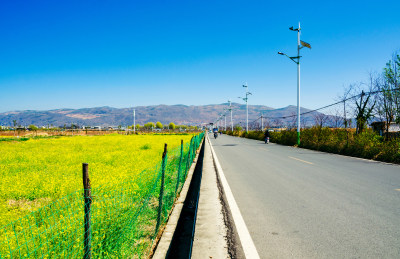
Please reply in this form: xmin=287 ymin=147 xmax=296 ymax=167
xmin=289 ymin=56 xmax=300 ymax=64
xmin=286 ymin=56 xmax=299 ymax=64
xmin=278 ymin=51 xmax=300 ymax=64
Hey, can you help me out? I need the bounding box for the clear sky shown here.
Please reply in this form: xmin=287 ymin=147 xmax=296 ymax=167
xmin=0 ymin=0 xmax=399 ymax=113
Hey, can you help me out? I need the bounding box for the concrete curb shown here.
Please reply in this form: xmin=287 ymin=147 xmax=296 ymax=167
xmin=152 ymin=138 xmax=204 ymax=258
xmin=191 ymin=135 xmax=229 ymax=258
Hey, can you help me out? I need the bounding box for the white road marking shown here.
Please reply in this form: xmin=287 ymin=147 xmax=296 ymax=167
xmin=208 ymin=136 xmax=260 ymax=259
xmin=288 ymin=156 xmax=314 ymax=165
xmin=395 ymin=189 xmax=400 ymax=192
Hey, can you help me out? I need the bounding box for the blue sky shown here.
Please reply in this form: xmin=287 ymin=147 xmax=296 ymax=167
xmin=0 ymin=0 xmax=399 ymax=112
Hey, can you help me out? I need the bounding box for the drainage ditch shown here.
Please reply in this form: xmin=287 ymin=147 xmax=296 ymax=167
xmin=165 ymin=140 xmax=205 ymax=259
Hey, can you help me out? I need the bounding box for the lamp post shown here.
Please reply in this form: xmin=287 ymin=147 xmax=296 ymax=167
xmin=228 ymin=100 xmax=233 ymax=131
xmin=278 ymin=22 xmax=311 ymax=145
xmin=238 ymin=83 xmax=252 ymax=133
xmin=224 ymin=114 xmax=227 ymax=131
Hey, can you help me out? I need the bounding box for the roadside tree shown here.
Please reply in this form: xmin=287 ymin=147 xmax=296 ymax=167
xmin=156 ymin=122 xmax=163 ymax=129
xmin=144 ymin=122 xmax=155 ymax=130
xmin=28 ymin=124 xmax=39 ymax=136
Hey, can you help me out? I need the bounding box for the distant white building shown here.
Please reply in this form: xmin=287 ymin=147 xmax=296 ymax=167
xmin=371 ymin=121 xmax=400 ymax=136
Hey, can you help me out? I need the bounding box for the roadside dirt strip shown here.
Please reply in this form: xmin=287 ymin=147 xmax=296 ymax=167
xmin=207 ymin=135 xmax=259 ymax=259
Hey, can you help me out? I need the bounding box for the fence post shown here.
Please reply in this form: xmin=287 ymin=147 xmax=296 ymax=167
xmin=155 ymin=143 xmax=167 ymax=235
xmin=83 ymin=163 xmax=92 ymax=259
xmin=175 ymin=140 xmax=184 ymax=194
xmin=192 ymin=136 xmax=197 ymax=159
xmin=185 ymin=137 xmax=193 ymax=176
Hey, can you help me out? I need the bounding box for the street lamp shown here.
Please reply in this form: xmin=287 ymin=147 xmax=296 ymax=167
xmin=238 ymin=83 xmax=252 ymax=133
xmin=278 ymin=22 xmax=311 ymax=145
xmin=220 ymin=114 xmax=224 ymax=131
xmin=223 ymin=113 xmax=227 ymax=131
xmin=228 ymin=100 xmax=233 ymax=131
xmin=261 ymin=113 xmax=264 ymax=130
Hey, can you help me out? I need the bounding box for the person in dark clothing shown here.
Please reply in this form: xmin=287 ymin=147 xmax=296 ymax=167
xmin=264 ymin=129 xmax=270 ymax=144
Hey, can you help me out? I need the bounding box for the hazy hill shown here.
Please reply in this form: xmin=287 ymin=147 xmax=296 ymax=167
xmin=0 ymin=103 xmax=322 ymax=127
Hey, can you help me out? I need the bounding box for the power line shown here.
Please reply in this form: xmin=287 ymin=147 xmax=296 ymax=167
xmin=263 ymin=87 xmax=400 ymax=120
xmin=219 ymin=87 xmax=399 ymax=126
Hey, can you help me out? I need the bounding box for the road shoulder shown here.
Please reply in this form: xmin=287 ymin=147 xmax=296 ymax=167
xmin=191 ymin=136 xmax=229 ymax=258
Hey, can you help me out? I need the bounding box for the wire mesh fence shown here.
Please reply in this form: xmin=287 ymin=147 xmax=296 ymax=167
xmin=0 ymin=132 xmax=204 ymax=258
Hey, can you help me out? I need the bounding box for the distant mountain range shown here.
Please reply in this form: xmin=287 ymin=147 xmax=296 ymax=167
xmin=0 ymin=104 xmax=322 ymax=127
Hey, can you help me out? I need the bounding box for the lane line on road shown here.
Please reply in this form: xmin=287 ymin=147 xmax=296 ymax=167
xmin=395 ymin=189 xmax=400 ymax=192
xmin=208 ymin=136 xmax=260 ymax=259
xmin=288 ymin=156 xmax=314 ymax=165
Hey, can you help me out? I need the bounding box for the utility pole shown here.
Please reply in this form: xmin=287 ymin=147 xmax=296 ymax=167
xmin=133 ymin=109 xmax=136 ymax=134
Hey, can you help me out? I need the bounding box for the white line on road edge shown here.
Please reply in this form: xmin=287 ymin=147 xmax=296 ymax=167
xmin=288 ymin=156 xmax=314 ymax=165
xmin=207 ymin=136 xmax=260 ymax=259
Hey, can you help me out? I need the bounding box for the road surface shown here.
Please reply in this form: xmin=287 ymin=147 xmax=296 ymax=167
xmin=210 ymin=133 xmax=400 ymax=258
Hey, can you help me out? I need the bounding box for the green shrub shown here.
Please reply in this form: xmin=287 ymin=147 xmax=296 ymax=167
xmin=140 ymin=143 xmax=152 ymax=150
xmin=230 ymin=127 xmax=400 ymax=164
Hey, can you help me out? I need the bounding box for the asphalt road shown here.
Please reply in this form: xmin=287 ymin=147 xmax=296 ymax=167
xmin=209 ymin=133 xmax=400 ymax=258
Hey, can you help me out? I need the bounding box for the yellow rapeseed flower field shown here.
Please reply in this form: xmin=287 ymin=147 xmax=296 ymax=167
xmin=0 ymin=133 xmax=193 ymax=228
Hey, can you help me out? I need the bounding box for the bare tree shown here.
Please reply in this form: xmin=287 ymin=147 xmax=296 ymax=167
xmin=354 ymin=77 xmax=377 ymax=134
xmin=313 ymin=112 xmax=329 ymax=128
xmin=249 ymin=121 xmax=260 ymax=130
xmin=301 ymin=116 xmax=308 ymax=129
xmin=272 ymin=118 xmax=283 ymax=128
xmin=376 ymin=53 xmax=400 ymax=139
xmin=330 ymin=108 xmax=344 ymax=128
xmin=265 ymin=118 xmax=271 ymax=129
xmin=287 ymin=112 xmax=297 ymax=130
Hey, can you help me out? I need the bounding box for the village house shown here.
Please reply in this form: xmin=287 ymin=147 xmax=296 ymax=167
xmin=371 ymin=121 xmax=400 ymax=136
